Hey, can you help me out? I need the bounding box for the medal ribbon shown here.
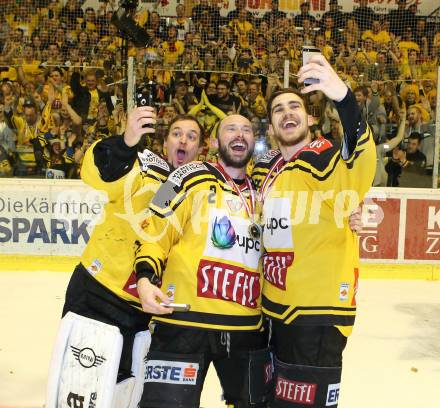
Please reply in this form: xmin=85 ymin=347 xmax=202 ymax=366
xmin=259 ymin=155 xmax=285 ymax=201
xmin=214 ymin=162 xmax=257 ymax=223
xmin=260 ymin=145 xmax=311 ymax=200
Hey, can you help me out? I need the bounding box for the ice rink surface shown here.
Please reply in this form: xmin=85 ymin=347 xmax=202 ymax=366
xmin=1 ymin=271 xmax=440 ymax=408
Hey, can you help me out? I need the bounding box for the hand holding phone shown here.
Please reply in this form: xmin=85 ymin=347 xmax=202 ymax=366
xmin=159 ymin=303 xmax=191 ymax=312
xmin=302 ymin=46 xmax=321 ymax=85
xmin=298 ymin=52 xmax=348 ymax=102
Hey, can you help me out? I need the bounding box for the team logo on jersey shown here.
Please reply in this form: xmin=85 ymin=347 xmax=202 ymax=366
xmin=122 ymin=271 xmax=139 ymax=299
xmin=145 ymin=360 xmax=199 ymax=385
xmin=70 ymin=346 xmax=106 ymax=368
xmin=258 ymin=149 xmax=281 ymax=164
xmin=138 ymin=149 xmax=170 ymax=172
xmin=197 ymin=259 xmax=260 ymax=308
xmin=276 ymin=377 xmax=317 ymax=404
xmin=168 ymin=162 xmax=207 ymax=187
xmin=263 ymin=251 xmax=294 ymax=290
xmin=339 ymin=283 xmax=350 ymax=301
xmin=326 ymin=383 xmax=340 ymax=406
xmin=86 ymin=259 xmax=102 ymax=276
xmin=211 ymin=216 xmax=236 ymax=249
xmin=301 ymin=137 xmax=333 ymax=155
xmin=166 ymin=284 xmax=175 ymax=301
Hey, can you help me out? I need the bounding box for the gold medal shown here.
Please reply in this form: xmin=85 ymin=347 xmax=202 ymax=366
xmin=248 ymin=223 xmax=261 ymax=239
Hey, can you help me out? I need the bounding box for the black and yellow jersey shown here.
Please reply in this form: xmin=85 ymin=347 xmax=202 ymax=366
xmin=134 ymin=162 xmax=264 ymax=332
xmin=251 ymin=149 xmax=282 ymax=191
xmin=253 ymin=90 xmax=376 ymax=337
xmin=80 ymin=136 xmax=171 ymax=309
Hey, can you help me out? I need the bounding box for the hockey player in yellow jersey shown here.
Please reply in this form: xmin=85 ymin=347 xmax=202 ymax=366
xmin=47 ymin=108 xmax=204 ymax=407
xmin=135 ymin=114 xmax=273 ymax=408
xmin=253 ymin=55 xmax=376 ymax=407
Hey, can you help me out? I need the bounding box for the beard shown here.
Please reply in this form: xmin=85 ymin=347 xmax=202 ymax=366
xmin=218 ymin=140 xmax=254 ymax=168
xmin=275 ymin=125 xmax=310 ymax=147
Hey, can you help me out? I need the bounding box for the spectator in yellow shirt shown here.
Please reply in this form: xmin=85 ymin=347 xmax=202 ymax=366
xmin=246 ymin=82 xmax=267 ymax=119
xmin=315 ymin=34 xmax=334 ymax=62
xmin=230 ymin=8 xmax=253 ymax=47
xmin=160 ymin=26 xmax=184 ymax=67
xmin=398 ymin=27 xmax=420 ymax=60
xmin=362 ymin=17 xmax=391 ymax=46
xmin=400 ymin=49 xmax=422 ymax=80
xmin=354 ymin=38 xmax=377 ymax=66
xmin=16 ymin=45 xmax=41 ymax=83
xmin=78 ymin=7 xmax=97 ymax=33
xmin=6 ymin=3 xmax=38 ymax=39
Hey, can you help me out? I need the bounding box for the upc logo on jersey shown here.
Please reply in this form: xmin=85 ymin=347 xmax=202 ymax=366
xmin=326 ymin=383 xmax=340 ymax=406
xmin=145 ymin=360 xmax=199 ymax=385
xmin=262 ymin=198 xmax=293 ymax=250
xmin=70 ymin=346 xmax=106 ymax=368
xmin=276 ymin=376 xmax=317 ymax=405
xmin=211 ymin=216 xmax=236 ymax=249
xmin=263 ymin=251 xmax=294 ymax=290
xmin=197 ymin=259 xmax=260 ymax=308
xmin=265 ymin=217 xmax=289 ymax=236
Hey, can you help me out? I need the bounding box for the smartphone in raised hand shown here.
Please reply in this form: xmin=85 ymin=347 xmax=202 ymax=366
xmin=302 ymin=46 xmax=322 ymax=85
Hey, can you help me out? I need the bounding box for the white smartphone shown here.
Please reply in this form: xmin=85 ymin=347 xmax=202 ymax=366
xmin=302 ymin=46 xmax=322 ymax=85
xmin=159 ymin=303 xmax=191 ymax=312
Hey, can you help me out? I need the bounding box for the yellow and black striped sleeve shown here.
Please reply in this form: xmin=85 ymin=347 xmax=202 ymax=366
xmin=80 ymin=139 xmax=142 ymax=202
xmin=134 ymin=162 xmax=215 ymax=284
xmin=335 ymin=89 xmax=376 ymax=195
xmin=251 ymin=150 xmax=281 ymax=190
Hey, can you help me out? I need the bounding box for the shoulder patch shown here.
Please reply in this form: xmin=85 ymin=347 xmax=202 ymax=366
xmin=168 ymin=161 xmax=208 ymax=187
xmin=137 ymin=149 xmax=170 ymax=172
xmin=258 ymin=149 xmax=281 ymax=164
xmin=300 ymin=138 xmax=334 ymax=155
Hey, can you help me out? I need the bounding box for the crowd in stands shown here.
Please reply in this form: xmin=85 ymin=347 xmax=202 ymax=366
xmin=0 ymin=0 xmax=438 ymax=187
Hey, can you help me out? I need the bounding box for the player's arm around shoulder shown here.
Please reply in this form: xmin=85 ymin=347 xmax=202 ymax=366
xmin=133 ymin=161 xmax=211 ymax=281
xmin=134 ymin=162 xmax=212 ymax=315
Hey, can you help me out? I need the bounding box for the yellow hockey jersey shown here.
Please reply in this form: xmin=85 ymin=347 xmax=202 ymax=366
xmin=80 ymin=141 xmax=171 ymax=309
xmin=134 ymin=162 xmax=263 ymax=331
xmin=253 ymin=117 xmax=375 ymax=336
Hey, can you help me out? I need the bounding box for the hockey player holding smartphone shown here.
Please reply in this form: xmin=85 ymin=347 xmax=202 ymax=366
xmin=46 ymin=108 xmax=204 ymax=407
xmin=252 ymin=54 xmax=376 ymax=407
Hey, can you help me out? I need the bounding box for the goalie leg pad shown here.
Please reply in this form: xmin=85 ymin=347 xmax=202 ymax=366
xmin=129 ymin=330 xmax=152 ymax=407
xmin=46 ymin=311 xmax=123 ymax=408
xmin=140 ymin=350 xmax=206 ymax=408
xmin=272 ymin=359 xmax=342 ymax=408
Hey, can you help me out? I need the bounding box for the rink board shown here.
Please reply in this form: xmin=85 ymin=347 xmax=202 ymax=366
xmin=0 ymin=179 xmax=439 ymax=277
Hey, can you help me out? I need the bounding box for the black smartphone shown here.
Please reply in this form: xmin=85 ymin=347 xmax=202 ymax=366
xmin=136 ymin=81 xmax=156 ymax=108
